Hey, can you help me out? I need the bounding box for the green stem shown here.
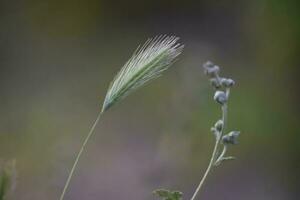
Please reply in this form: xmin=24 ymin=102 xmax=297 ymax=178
xmin=190 ymin=103 xmax=227 ymax=200
xmin=59 ymin=111 xmax=103 ymax=200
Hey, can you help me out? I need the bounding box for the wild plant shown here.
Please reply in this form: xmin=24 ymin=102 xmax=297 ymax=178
xmin=154 ymin=61 xmax=240 ymax=200
xmin=59 ymin=36 xmax=240 ymax=200
xmin=59 ymin=35 xmax=184 ymax=200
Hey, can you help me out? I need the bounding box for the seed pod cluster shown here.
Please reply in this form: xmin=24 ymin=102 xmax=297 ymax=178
xmin=203 ymin=61 xmax=241 ymax=166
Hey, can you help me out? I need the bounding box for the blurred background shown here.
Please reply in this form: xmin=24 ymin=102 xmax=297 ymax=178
xmin=0 ymin=0 xmax=299 ymax=199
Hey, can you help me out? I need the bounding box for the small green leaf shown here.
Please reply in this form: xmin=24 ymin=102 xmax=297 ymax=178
xmin=153 ymin=189 xmax=183 ymax=200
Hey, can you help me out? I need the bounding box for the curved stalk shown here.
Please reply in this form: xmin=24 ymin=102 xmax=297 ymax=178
xmin=214 ymin=145 xmax=227 ymax=166
xmin=190 ymin=103 xmax=228 ymax=200
xmin=59 ymin=111 xmax=103 ymax=200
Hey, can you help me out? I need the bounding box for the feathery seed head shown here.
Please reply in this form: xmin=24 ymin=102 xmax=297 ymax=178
xmin=102 ymin=35 xmax=184 ymax=112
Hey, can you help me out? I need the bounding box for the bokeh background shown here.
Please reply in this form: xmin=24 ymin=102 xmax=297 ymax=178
xmin=0 ymin=0 xmax=299 ymax=199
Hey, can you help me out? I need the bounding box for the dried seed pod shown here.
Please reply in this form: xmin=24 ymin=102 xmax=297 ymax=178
xmin=221 ymin=78 xmax=235 ymax=88
xmin=214 ymin=91 xmax=227 ymax=105
xmin=203 ymin=61 xmax=220 ymax=78
xmin=222 ymin=131 xmax=240 ymax=145
xmin=214 ymin=120 xmax=223 ymax=132
xmin=210 ymin=78 xmax=222 ymax=89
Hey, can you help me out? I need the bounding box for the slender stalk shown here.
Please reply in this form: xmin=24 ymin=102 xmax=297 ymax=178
xmin=190 ymin=138 xmax=219 ymax=200
xmin=190 ymin=103 xmax=227 ymax=200
xmin=59 ymin=111 xmax=103 ymax=200
xmin=214 ymin=145 xmax=227 ymax=166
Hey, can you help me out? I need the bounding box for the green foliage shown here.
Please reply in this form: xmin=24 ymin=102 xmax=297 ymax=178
xmin=0 ymin=160 xmax=16 ymax=200
xmin=153 ymin=189 xmax=183 ymax=200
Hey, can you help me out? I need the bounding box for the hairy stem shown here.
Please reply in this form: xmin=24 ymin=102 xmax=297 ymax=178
xmin=190 ymin=103 xmax=227 ymax=200
xmin=59 ymin=111 xmax=103 ymax=200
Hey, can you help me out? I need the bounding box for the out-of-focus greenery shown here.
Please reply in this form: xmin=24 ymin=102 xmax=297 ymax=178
xmin=153 ymin=189 xmax=183 ymax=200
xmin=0 ymin=160 xmax=16 ymax=200
xmin=0 ymin=0 xmax=299 ymax=200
